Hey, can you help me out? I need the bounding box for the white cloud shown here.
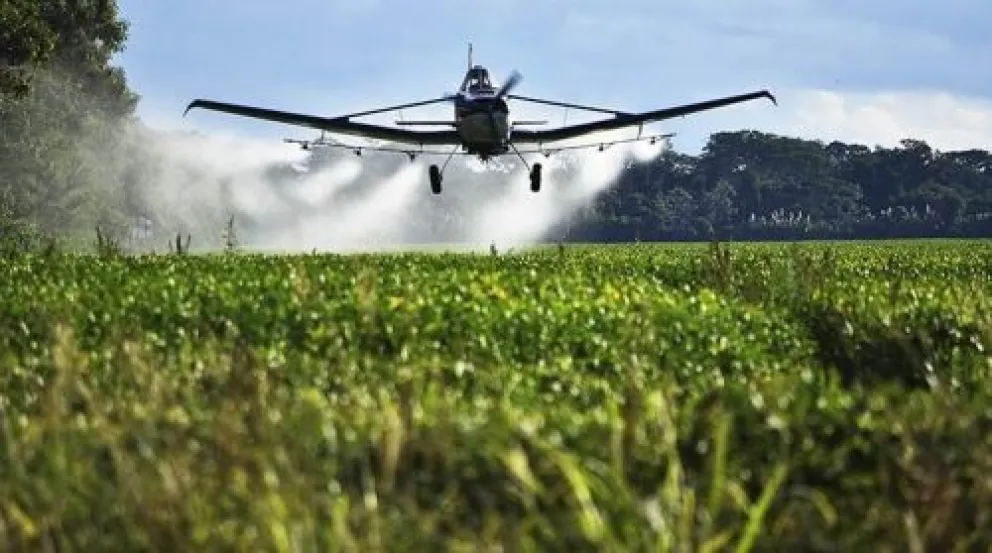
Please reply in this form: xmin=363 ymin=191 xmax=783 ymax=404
xmin=665 ymin=88 xmax=992 ymax=153
xmin=783 ymin=90 xmax=992 ymax=151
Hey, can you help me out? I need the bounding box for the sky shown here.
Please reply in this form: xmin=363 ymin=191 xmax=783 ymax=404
xmin=115 ymin=0 xmax=992 ymax=155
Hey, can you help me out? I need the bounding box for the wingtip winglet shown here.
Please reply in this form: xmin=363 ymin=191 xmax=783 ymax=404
xmin=764 ymin=90 xmax=778 ymax=106
xmin=182 ymin=99 xmax=203 ymax=118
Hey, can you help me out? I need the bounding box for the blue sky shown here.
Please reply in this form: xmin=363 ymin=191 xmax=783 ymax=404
xmin=115 ymin=0 xmax=992 ymax=154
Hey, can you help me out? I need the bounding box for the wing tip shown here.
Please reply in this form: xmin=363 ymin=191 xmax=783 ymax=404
xmin=182 ymin=99 xmax=205 ymax=117
xmin=763 ymin=90 xmax=778 ymax=106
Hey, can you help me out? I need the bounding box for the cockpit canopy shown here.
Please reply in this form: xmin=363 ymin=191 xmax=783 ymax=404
xmin=461 ymin=66 xmax=493 ymax=94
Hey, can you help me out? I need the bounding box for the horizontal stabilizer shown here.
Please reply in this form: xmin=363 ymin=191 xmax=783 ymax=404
xmin=395 ymin=120 xmax=458 ymax=126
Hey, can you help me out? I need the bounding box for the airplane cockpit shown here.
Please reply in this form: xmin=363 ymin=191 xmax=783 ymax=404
xmin=461 ymin=66 xmax=494 ymax=94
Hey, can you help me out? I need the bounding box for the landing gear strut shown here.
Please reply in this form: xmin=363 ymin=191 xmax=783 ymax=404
xmin=428 ymin=144 xmax=543 ymax=194
xmin=428 ymin=146 xmax=460 ymax=195
xmin=509 ymin=141 xmax=542 ymax=193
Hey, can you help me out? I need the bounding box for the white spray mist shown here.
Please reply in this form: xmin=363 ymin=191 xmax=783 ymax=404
xmin=127 ymin=124 xmax=667 ymax=253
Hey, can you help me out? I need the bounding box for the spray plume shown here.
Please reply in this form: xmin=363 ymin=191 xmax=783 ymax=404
xmin=124 ymin=124 xmax=668 ymax=253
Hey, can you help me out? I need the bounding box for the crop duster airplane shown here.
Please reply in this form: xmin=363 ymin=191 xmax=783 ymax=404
xmin=184 ymin=45 xmax=777 ymax=194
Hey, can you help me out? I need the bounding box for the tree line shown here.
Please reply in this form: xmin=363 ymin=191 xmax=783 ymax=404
xmin=557 ymin=132 xmax=992 ymax=242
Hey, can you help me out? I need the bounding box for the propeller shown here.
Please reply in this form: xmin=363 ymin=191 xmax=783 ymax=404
xmin=496 ymin=70 xmax=522 ymax=98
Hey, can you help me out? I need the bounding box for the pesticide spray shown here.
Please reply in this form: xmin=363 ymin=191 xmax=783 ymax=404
xmin=125 ymin=124 xmax=667 ymax=253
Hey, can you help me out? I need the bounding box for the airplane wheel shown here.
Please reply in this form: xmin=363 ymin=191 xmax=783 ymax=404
xmin=429 ymin=165 xmax=442 ymax=194
xmin=530 ymin=163 xmax=542 ymax=192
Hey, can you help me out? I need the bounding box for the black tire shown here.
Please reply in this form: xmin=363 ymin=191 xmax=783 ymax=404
xmin=530 ymin=163 xmax=542 ymax=192
xmin=429 ymin=165 xmax=442 ymax=194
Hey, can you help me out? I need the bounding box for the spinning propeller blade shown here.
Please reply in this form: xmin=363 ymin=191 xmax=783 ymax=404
xmin=497 ymin=70 xmax=522 ymax=98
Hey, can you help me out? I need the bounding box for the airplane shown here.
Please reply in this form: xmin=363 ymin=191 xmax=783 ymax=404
xmin=184 ymin=44 xmax=777 ymax=194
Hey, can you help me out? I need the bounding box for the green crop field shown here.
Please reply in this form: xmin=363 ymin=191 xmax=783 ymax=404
xmin=1 ymin=240 xmax=990 ymax=551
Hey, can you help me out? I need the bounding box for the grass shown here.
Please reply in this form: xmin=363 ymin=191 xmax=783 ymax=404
xmin=1 ymin=240 xmax=990 ymax=551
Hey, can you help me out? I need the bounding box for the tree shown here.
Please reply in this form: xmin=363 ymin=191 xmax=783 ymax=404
xmin=1 ymin=0 xmax=138 ymax=243
xmin=40 ymin=0 xmax=137 ymax=117
xmin=0 ymin=0 xmax=56 ymax=96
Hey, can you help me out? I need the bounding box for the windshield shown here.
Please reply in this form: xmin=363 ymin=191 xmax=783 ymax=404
xmin=467 ymin=68 xmax=491 ymax=91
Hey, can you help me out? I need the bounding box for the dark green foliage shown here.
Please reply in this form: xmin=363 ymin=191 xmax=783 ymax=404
xmin=565 ymin=133 xmax=992 ymax=242
xmin=0 ymin=0 xmax=137 ymax=244
xmin=0 ymin=242 xmax=990 ymax=550
xmin=0 ymin=0 xmax=57 ymax=96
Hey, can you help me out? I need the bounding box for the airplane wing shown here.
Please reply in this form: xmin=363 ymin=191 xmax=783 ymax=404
xmin=507 ymin=94 xmax=633 ymax=117
xmin=183 ymin=98 xmax=461 ymax=146
xmin=509 ymin=90 xmax=776 ymax=144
